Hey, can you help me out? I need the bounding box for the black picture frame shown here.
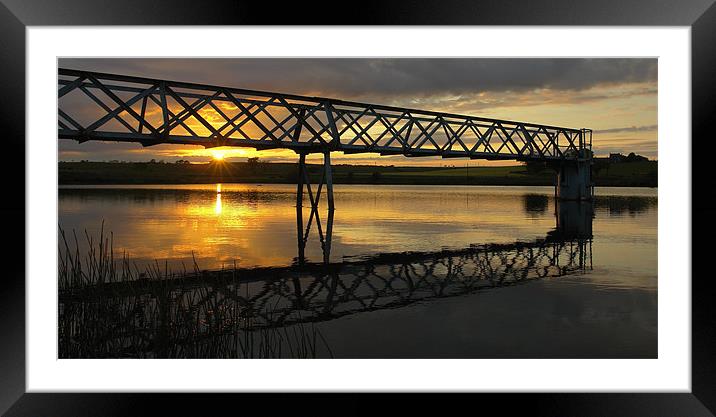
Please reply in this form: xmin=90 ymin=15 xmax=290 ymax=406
xmin=1 ymin=1 xmax=713 ymax=415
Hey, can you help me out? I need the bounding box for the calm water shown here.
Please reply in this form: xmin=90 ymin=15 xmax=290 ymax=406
xmin=58 ymin=184 xmax=657 ymax=358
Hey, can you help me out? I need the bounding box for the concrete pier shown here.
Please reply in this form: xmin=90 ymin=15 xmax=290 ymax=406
xmin=556 ymin=160 xmax=593 ymax=201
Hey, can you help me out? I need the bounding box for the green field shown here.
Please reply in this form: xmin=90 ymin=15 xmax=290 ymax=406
xmin=58 ymin=160 xmax=657 ymax=187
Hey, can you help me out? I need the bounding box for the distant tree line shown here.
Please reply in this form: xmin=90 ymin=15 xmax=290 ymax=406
xmin=524 ymin=152 xmax=650 ymax=174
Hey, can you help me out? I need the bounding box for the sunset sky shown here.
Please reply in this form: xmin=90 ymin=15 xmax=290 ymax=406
xmin=58 ymin=58 xmax=657 ymax=166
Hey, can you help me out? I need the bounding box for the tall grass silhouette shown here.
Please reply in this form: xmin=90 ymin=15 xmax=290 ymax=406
xmin=58 ymin=222 xmax=332 ymax=359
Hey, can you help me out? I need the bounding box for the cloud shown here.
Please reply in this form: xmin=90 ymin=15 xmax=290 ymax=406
xmin=596 ymin=124 xmax=658 ymax=134
xmin=58 ymin=58 xmax=657 ymax=101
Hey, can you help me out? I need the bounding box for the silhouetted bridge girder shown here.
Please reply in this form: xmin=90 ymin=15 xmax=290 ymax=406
xmin=58 ymin=68 xmax=593 ymax=163
xmin=58 ymin=67 xmax=595 ymax=243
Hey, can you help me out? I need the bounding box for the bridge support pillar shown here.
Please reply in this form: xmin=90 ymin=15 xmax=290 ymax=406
xmin=556 ymin=160 xmax=593 ymax=201
xmin=295 ymin=152 xmax=335 ymax=265
xmin=296 ymin=154 xmax=306 ymax=263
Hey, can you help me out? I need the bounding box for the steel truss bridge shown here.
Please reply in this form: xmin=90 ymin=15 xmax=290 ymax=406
xmin=58 ymin=67 xmax=596 ymax=242
xmin=59 ymin=236 xmax=592 ymax=358
xmin=58 ymin=68 xmax=592 ymax=161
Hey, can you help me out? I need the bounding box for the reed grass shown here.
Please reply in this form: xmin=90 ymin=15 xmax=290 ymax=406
xmin=58 ymin=223 xmax=333 ymax=359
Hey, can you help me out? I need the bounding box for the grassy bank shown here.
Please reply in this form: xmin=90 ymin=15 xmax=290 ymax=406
xmin=58 ymin=160 xmax=657 ymax=187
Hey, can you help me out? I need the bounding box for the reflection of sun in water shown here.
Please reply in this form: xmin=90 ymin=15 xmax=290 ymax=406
xmin=215 ymin=184 xmax=222 ymax=215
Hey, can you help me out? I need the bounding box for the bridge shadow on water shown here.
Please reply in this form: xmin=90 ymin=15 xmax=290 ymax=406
xmin=59 ymin=200 xmax=595 ymax=359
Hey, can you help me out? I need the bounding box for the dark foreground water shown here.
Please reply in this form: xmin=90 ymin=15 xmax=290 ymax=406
xmin=58 ymin=184 xmax=657 ymax=358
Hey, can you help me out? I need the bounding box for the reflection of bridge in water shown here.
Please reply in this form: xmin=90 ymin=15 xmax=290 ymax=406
xmin=58 ymin=202 xmax=593 ymax=358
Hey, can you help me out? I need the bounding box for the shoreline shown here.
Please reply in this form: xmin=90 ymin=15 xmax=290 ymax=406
xmin=59 ymin=160 xmax=658 ymax=188
xmin=58 ymin=181 xmax=659 ymax=190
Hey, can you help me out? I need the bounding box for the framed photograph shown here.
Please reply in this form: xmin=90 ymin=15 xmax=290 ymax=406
xmin=2 ymin=0 xmax=713 ymax=415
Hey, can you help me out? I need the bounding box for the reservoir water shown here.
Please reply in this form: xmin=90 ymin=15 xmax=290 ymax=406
xmin=58 ymin=184 xmax=657 ymax=358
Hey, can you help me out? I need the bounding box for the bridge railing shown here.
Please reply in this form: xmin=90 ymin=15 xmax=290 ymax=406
xmin=58 ymin=68 xmax=590 ymax=162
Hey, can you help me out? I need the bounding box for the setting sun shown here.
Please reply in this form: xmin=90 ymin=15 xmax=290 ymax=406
xmin=211 ymin=150 xmax=226 ymax=161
